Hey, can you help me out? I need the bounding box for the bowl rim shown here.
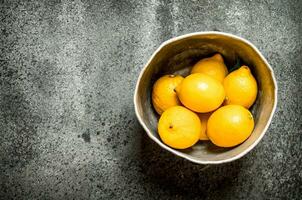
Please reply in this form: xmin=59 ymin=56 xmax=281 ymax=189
xmin=133 ymin=31 xmax=278 ymax=164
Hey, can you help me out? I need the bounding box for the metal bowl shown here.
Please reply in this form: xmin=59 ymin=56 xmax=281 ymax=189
xmin=134 ymin=32 xmax=277 ymax=164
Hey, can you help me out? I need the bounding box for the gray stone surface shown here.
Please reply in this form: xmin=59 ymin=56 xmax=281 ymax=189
xmin=0 ymin=0 xmax=301 ymax=199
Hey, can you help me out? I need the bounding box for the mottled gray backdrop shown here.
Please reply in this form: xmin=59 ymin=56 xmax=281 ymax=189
xmin=1 ymin=0 xmax=301 ymax=199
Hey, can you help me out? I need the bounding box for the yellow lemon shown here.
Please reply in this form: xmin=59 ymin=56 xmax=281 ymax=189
xmin=223 ymin=66 xmax=258 ymax=108
xmin=198 ymin=113 xmax=211 ymax=140
xmin=191 ymin=54 xmax=228 ymax=82
xmin=175 ymin=73 xmax=225 ymax=113
xmin=152 ymin=74 xmax=184 ymax=115
xmin=207 ymin=105 xmax=254 ymax=147
xmin=158 ymin=106 xmax=201 ymax=149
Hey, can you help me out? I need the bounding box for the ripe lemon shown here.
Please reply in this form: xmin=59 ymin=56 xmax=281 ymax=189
xmin=158 ymin=106 xmax=201 ymax=149
xmin=152 ymin=74 xmax=184 ymax=115
xmin=198 ymin=113 xmax=211 ymax=140
xmin=175 ymin=73 xmax=225 ymax=113
xmin=207 ymin=105 xmax=254 ymax=147
xmin=223 ymin=66 xmax=258 ymax=108
xmin=191 ymin=54 xmax=228 ymax=82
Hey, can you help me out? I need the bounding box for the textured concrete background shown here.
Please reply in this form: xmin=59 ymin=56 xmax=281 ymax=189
xmin=1 ymin=0 xmax=301 ymax=199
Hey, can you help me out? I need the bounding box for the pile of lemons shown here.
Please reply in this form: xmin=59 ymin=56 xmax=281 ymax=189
xmin=152 ymin=54 xmax=257 ymax=149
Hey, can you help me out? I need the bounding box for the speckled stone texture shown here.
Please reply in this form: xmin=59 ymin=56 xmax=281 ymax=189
xmin=0 ymin=0 xmax=301 ymax=199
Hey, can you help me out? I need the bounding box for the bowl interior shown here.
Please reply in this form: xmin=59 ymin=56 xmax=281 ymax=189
xmin=135 ymin=33 xmax=276 ymax=163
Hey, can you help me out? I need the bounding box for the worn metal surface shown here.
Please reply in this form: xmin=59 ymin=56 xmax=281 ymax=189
xmin=1 ymin=0 xmax=301 ymax=199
